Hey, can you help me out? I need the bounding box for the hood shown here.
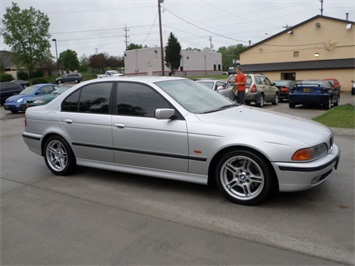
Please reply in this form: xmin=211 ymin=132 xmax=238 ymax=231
xmin=5 ymin=94 xmax=30 ymax=102
xmin=195 ymin=106 xmax=331 ymax=147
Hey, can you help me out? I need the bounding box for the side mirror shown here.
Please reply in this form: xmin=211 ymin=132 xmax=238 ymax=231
xmin=216 ymin=86 xmax=225 ymax=92
xmin=155 ymin=108 xmax=176 ymax=120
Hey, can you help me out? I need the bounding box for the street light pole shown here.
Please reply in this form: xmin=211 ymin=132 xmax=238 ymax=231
xmin=158 ymin=0 xmax=165 ymax=76
xmin=52 ymin=38 xmax=59 ymax=75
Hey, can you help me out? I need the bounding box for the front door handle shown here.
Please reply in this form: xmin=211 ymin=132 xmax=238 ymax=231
xmin=64 ymin=119 xmax=72 ymax=124
xmin=114 ymin=123 xmax=125 ymax=129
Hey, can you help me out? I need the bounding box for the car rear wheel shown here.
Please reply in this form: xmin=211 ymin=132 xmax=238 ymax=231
xmin=75 ymin=79 xmax=79 ymax=83
xmin=289 ymin=103 xmax=295 ymax=108
xmin=58 ymin=80 xmax=62 ymax=84
xmin=324 ymin=97 xmax=332 ymax=110
xmin=334 ymin=95 xmax=340 ymax=106
xmin=257 ymin=94 xmax=264 ymax=107
xmin=44 ymin=136 xmax=76 ymax=175
xmin=215 ymin=150 xmax=274 ymax=205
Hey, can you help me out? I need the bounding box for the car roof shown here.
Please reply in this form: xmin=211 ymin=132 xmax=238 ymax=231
xmin=81 ymin=76 xmax=186 ymax=85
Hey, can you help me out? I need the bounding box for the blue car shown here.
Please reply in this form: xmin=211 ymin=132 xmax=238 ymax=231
xmin=3 ymin=83 xmax=58 ymax=113
xmin=288 ymin=80 xmax=340 ymax=109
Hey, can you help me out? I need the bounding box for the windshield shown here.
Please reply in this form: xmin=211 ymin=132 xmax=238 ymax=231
xmin=197 ymin=81 xmax=214 ymax=90
xmin=52 ymin=86 xmax=70 ymax=94
xmin=20 ymin=85 xmax=39 ymax=95
xmin=156 ymin=79 xmax=235 ymax=114
xmin=274 ymin=80 xmax=290 ymax=86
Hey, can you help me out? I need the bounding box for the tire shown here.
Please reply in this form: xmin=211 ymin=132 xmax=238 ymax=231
xmin=289 ymin=103 xmax=295 ymax=108
xmin=215 ymin=150 xmax=274 ymax=205
xmin=58 ymin=80 xmax=62 ymax=84
xmin=257 ymin=94 xmax=264 ymax=107
xmin=44 ymin=135 xmax=76 ymax=175
xmin=272 ymin=93 xmax=279 ymax=105
xmin=245 ymin=101 xmax=251 ymax=106
xmin=75 ymin=79 xmax=79 ymax=83
xmin=324 ymin=97 xmax=332 ymax=110
xmin=334 ymin=95 xmax=340 ymax=106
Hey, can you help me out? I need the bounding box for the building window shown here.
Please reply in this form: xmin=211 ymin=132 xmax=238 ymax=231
xmin=293 ymin=51 xmax=299 ymax=57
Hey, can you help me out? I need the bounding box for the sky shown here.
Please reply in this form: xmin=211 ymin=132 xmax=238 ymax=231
xmin=1 ymin=0 xmax=354 ymax=59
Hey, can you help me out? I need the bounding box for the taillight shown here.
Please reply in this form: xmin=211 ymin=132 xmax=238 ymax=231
xmin=250 ymin=84 xmax=257 ymax=93
xmin=281 ymin=87 xmax=289 ymax=92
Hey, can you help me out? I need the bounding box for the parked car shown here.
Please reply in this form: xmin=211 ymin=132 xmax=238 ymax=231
xmin=11 ymin=79 xmax=30 ymax=88
xmin=25 ymin=84 xmax=74 ymax=108
xmin=226 ymin=74 xmax=279 ymax=107
xmin=0 ymin=81 xmax=23 ymax=105
xmin=3 ymin=83 xmax=58 ymax=112
xmin=324 ymin=78 xmax=341 ymax=90
xmin=195 ymin=79 xmax=234 ymax=100
xmin=228 ymin=67 xmax=236 ymax=75
xmin=272 ymin=80 xmax=297 ymax=101
xmin=23 ymin=77 xmax=340 ymax=205
xmin=97 ymin=70 xmax=124 ymax=78
xmin=288 ymin=80 xmax=340 ymax=109
xmin=56 ymin=73 xmax=82 ymax=84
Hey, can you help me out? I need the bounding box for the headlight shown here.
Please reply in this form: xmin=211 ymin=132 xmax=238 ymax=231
xmin=17 ymin=98 xmax=23 ymax=103
xmin=292 ymin=143 xmax=328 ymax=161
xmin=34 ymin=100 xmax=46 ymax=104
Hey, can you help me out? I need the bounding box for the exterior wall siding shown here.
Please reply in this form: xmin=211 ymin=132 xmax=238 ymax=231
xmin=124 ymin=47 xmax=222 ymax=76
xmin=240 ymin=16 xmax=355 ymax=91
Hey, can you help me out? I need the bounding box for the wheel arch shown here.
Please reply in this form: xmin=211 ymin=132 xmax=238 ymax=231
xmin=207 ymin=145 xmax=279 ymax=191
xmin=41 ymin=132 xmax=74 ymax=157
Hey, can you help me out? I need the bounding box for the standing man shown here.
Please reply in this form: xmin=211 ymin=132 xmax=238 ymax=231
xmin=234 ymin=66 xmax=246 ymax=104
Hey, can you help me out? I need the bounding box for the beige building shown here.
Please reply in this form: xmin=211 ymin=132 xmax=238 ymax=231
xmin=240 ymin=15 xmax=355 ymax=91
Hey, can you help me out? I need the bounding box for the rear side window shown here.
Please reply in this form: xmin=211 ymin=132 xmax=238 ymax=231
xmin=116 ymin=82 xmax=170 ymax=117
xmin=62 ymin=82 xmax=113 ymax=114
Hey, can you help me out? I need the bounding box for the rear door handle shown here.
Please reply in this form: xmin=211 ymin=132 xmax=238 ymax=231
xmin=114 ymin=123 xmax=125 ymax=129
xmin=64 ymin=119 xmax=72 ymax=124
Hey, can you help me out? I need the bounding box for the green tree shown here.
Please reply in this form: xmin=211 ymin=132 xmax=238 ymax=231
xmin=126 ymin=43 xmax=143 ymax=50
xmin=89 ymin=53 xmax=108 ymax=73
xmin=165 ymin=32 xmax=181 ymax=71
xmin=2 ymin=3 xmax=51 ymax=77
xmin=218 ymin=44 xmax=247 ymax=70
xmin=59 ymin=49 xmax=79 ymax=71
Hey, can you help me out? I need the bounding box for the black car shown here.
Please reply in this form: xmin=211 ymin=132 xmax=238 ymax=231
xmin=11 ymin=80 xmax=30 ymax=88
xmin=0 ymin=81 xmax=23 ymax=105
xmin=273 ymin=80 xmax=297 ymax=101
xmin=56 ymin=73 xmax=82 ymax=84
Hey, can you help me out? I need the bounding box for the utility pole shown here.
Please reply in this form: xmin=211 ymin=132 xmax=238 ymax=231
xmin=158 ymin=0 xmax=165 ymax=76
xmin=320 ymin=0 xmax=323 ymax=15
xmin=123 ymin=25 xmax=130 ymax=49
xmin=209 ymin=36 xmax=213 ymax=49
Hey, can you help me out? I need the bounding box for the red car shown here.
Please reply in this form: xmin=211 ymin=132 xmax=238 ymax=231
xmin=324 ymin=78 xmax=341 ymax=90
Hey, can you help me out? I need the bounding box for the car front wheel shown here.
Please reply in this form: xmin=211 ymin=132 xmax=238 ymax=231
xmin=215 ymin=150 xmax=274 ymax=205
xmin=257 ymin=94 xmax=264 ymax=107
xmin=272 ymin=93 xmax=279 ymax=105
xmin=44 ymin=136 xmax=76 ymax=175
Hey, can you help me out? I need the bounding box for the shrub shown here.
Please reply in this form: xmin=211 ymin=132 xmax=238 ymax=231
xmin=31 ymin=69 xmax=44 ymax=78
xmin=17 ymin=70 xmax=29 ymax=80
xmin=31 ymin=78 xmax=48 ymax=85
xmin=0 ymin=73 xmax=14 ymax=81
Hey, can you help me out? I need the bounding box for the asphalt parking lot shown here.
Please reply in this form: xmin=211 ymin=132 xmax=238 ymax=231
xmin=1 ymin=92 xmax=354 ymax=265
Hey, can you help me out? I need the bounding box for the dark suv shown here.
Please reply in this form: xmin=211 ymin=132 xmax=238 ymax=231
xmin=56 ymin=73 xmax=82 ymax=84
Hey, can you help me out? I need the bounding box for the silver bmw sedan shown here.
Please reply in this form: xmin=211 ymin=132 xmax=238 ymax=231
xmin=23 ymin=76 xmax=340 ymax=205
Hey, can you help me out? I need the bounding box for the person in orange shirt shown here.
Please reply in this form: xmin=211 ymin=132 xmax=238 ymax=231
xmin=234 ymin=66 xmax=246 ymax=104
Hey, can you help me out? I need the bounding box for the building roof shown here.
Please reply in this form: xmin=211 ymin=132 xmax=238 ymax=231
xmin=0 ymin=50 xmax=14 ymax=69
xmin=241 ymin=15 xmax=355 ymax=54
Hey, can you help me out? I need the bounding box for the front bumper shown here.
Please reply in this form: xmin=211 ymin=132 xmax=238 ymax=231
xmin=3 ymin=103 xmax=26 ymax=112
xmin=272 ymin=144 xmax=340 ymax=192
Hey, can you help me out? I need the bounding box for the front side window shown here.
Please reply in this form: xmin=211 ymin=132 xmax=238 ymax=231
xmin=116 ymin=82 xmax=170 ymax=117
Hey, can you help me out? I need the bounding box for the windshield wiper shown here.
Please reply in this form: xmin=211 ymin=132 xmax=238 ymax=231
xmin=203 ymin=104 xmax=237 ymax=114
